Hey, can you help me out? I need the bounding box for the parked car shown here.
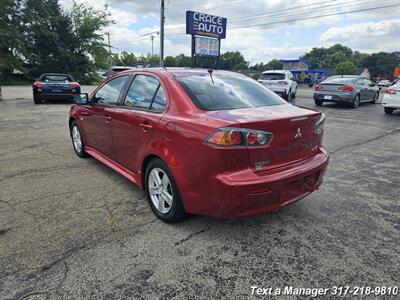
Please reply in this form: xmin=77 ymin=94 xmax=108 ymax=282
xmin=69 ymin=68 xmax=329 ymax=222
xmin=382 ymin=82 xmax=400 ymax=114
xmin=32 ymin=73 xmax=80 ymax=104
xmin=257 ymin=70 xmax=297 ymax=100
xmin=107 ymin=66 xmax=136 ymax=78
xmin=313 ymin=75 xmax=379 ymax=108
xmin=378 ymin=79 xmax=391 ymax=88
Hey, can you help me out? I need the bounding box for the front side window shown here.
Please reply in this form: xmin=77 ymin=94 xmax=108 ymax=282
xmin=94 ymin=75 xmax=129 ymax=106
xmin=123 ymin=75 xmax=166 ymax=112
xmin=177 ymin=74 xmax=285 ymax=111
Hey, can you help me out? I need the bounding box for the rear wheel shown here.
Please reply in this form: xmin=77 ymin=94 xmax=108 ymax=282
xmin=352 ymin=94 xmax=360 ymax=108
xmin=145 ymin=159 xmax=186 ymax=222
xmin=371 ymin=92 xmax=379 ymax=104
xmin=315 ymin=99 xmax=323 ymax=106
xmin=384 ymin=107 xmax=394 ymax=114
xmin=286 ymin=89 xmax=292 ymax=101
xmin=292 ymin=86 xmax=297 ymax=99
xmin=33 ymin=94 xmax=42 ymax=104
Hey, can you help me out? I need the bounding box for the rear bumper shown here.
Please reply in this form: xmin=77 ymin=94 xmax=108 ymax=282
xmin=382 ymin=94 xmax=400 ymax=108
xmin=179 ymin=147 xmax=329 ymax=219
xmin=314 ymin=92 xmax=353 ymax=102
xmin=35 ymin=93 xmax=77 ymax=100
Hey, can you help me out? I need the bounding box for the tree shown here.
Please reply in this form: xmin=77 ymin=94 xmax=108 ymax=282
xmin=301 ymin=44 xmax=354 ymax=68
xmin=359 ymin=52 xmax=400 ymax=79
xmin=264 ymin=59 xmax=283 ymax=70
xmin=164 ymin=56 xmax=176 ymax=67
xmin=119 ymin=51 xmax=137 ymax=66
xmin=219 ymin=51 xmax=248 ymax=70
xmin=335 ymin=61 xmax=357 ymax=75
xmin=0 ymin=0 xmax=23 ymax=81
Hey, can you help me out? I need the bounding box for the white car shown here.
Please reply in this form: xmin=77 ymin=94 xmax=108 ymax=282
xmin=382 ymin=82 xmax=400 ymax=114
xmin=258 ymin=70 xmax=297 ymax=100
xmin=378 ymin=80 xmax=391 ymax=88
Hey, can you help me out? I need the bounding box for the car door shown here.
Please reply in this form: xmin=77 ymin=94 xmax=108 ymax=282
xmin=110 ymin=74 xmax=168 ymax=172
xmin=364 ymin=78 xmax=376 ymax=99
xmin=83 ymin=75 xmax=130 ymax=159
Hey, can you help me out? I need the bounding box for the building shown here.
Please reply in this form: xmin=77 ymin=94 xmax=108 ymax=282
xmin=280 ymin=59 xmax=332 ymax=82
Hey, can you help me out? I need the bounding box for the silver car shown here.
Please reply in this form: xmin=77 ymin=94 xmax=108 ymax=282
xmin=313 ymin=75 xmax=379 ymax=108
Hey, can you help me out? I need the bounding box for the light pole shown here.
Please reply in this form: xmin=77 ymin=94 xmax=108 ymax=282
xmin=159 ymin=0 xmax=165 ymax=67
xmin=105 ymin=32 xmax=111 ymax=67
xmin=150 ymin=35 xmax=154 ymax=56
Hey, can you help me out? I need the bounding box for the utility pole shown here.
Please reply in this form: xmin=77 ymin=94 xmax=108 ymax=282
xmin=159 ymin=0 xmax=165 ymax=67
xmin=150 ymin=35 xmax=154 ymax=56
xmin=105 ymin=32 xmax=111 ymax=67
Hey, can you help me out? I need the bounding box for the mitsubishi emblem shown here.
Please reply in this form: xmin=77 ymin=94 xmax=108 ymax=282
xmin=295 ymin=128 xmax=302 ymax=139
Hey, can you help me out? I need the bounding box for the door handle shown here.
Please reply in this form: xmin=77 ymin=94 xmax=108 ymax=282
xmin=81 ymin=112 xmax=91 ymax=116
xmin=105 ymin=116 xmax=112 ymax=123
xmin=139 ymin=122 xmax=153 ymax=131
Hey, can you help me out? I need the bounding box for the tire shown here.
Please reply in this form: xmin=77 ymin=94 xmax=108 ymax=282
xmin=292 ymin=86 xmax=297 ymax=99
xmin=145 ymin=158 xmax=186 ymax=222
xmin=33 ymin=94 xmax=42 ymax=104
xmin=384 ymin=107 xmax=394 ymax=114
xmin=70 ymin=120 xmax=88 ymax=158
xmin=352 ymin=94 xmax=360 ymax=108
xmin=371 ymin=92 xmax=379 ymax=104
xmin=315 ymin=99 xmax=323 ymax=106
xmin=286 ymin=89 xmax=292 ymax=101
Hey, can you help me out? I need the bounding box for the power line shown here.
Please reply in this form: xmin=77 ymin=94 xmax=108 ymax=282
xmin=229 ymin=0 xmax=366 ymax=22
xmin=229 ymin=3 xmax=400 ymax=30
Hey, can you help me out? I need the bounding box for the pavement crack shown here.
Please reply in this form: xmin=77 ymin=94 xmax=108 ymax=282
xmin=330 ymin=128 xmax=400 ymax=154
xmin=0 ymin=227 xmax=12 ymax=235
xmin=175 ymin=227 xmax=210 ymax=246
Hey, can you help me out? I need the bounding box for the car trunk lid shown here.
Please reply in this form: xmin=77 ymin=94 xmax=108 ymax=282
xmin=205 ymin=104 xmax=321 ymax=171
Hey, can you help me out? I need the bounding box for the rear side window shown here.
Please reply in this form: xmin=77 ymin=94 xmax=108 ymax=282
xmin=123 ymin=75 xmax=166 ymax=112
xmin=95 ymin=75 xmax=129 ymax=106
xmin=177 ymin=74 xmax=285 ymax=111
xmin=260 ymin=73 xmax=285 ymax=80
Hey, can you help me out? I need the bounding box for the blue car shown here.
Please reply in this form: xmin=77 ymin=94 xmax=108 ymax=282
xmin=32 ymin=73 xmax=81 ymax=104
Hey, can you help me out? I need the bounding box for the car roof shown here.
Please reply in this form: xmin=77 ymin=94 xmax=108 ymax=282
xmin=110 ymin=67 xmax=247 ymax=78
xmin=261 ymin=70 xmax=289 ymax=74
xmin=40 ymin=73 xmax=72 ymax=77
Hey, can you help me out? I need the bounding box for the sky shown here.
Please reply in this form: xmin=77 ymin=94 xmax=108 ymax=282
xmin=60 ymin=0 xmax=400 ymax=65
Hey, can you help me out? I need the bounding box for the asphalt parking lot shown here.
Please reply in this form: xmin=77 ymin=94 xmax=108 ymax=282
xmin=0 ymin=87 xmax=399 ymax=299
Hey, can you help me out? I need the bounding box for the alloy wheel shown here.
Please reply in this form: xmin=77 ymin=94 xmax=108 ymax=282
xmin=148 ymin=168 xmax=173 ymax=214
xmin=72 ymin=125 xmax=82 ymax=153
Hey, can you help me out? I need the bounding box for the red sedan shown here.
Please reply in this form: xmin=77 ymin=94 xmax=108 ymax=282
xmin=69 ymin=68 xmax=329 ymax=222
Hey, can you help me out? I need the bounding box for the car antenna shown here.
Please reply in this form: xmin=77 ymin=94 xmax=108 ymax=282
xmin=208 ymin=69 xmax=214 ymax=85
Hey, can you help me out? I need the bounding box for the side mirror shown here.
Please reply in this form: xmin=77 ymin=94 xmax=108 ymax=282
xmin=74 ymin=93 xmax=89 ymax=104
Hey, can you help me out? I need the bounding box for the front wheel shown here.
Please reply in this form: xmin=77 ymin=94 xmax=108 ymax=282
xmin=352 ymin=94 xmax=360 ymax=108
xmin=384 ymin=107 xmax=394 ymax=114
xmin=70 ymin=120 xmax=88 ymax=158
xmin=145 ymin=159 xmax=186 ymax=222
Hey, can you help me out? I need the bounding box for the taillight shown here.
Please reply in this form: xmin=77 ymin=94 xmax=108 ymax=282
xmin=339 ymin=85 xmax=353 ymax=91
xmin=315 ymin=113 xmax=325 ymax=134
xmin=278 ymin=80 xmax=288 ymax=85
xmin=385 ymin=88 xmax=396 ymax=94
xmin=34 ymin=81 xmax=43 ymax=87
xmin=315 ymin=84 xmax=324 ymax=90
xmin=205 ymin=127 xmax=273 ymax=147
xmin=70 ymin=82 xmax=79 ymax=88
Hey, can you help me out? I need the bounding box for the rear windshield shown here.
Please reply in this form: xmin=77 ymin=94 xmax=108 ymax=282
xmin=323 ymin=77 xmax=356 ymax=84
xmin=176 ymin=74 xmax=286 ymax=111
xmin=260 ymin=73 xmax=285 ymax=80
xmin=41 ymin=75 xmax=73 ymax=82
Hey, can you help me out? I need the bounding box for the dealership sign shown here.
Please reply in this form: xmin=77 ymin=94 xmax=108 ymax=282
xmin=195 ymin=37 xmax=219 ymax=56
xmin=186 ymin=11 xmax=227 ymax=39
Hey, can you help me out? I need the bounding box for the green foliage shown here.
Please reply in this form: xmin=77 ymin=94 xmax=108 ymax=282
xmin=301 ymin=44 xmax=354 ymax=68
xmin=1 ymin=0 xmax=111 ymax=84
xmin=252 ymin=59 xmax=283 ymax=71
xmin=335 ymin=61 xmax=357 ymax=75
xmin=358 ymin=52 xmax=400 ymax=79
xmin=0 ymin=0 xmax=24 ymax=78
